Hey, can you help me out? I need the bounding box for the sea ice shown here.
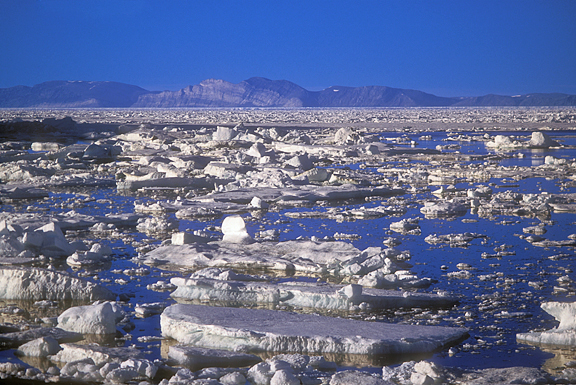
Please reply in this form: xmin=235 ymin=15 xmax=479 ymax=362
xmin=0 ymin=327 xmax=81 ymax=349
xmin=517 ymin=301 xmax=576 ymax=346
xmin=0 ymin=267 xmax=116 ymax=301
xmin=161 ymin=304 xmax=467 ymax=356
xmin=168 ymin=345 xmax=261 ymax=369
xmin=14 ymin=336 xmax=60 ymax=357
xmin=170 ymin=274 xmax=457 ymax=311
xmin=528 ymin=131 xmax=559 ymax=148
xmin=139 ymin=239 xmax=361 ymax=273
xmin=330 ymin=370 xmax=392 ymax=385
xmin=50 ymin=343 xmax=145 ymax=365
xmin=57 ymin=301 xmax=125 ymax=334
xmin=50 ymin=344 xmax=157 ymax=382
xmin=420 ymin=199 xmax=467 ymax=218
xmin=221 ymin=215 xmax=253 ymax=244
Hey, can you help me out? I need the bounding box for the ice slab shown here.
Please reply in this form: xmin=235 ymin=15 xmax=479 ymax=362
xmin=517 ymin=301 xmax=576 ymax=347
xmin=168 ymin=345 xmax=261 ymax=370
xmin=50 ymin=343 xmax=145 ymax=365
xmin=420 ymin=200 xmax=467 ymax=218
xmin=0 ymin=211 xmax=139 ymax=233
xmin=161 ymin=304 xmax=468 ymax=356
xmin=140 ymin=239 xmax=360 ymax=273
xmin=187 ymin=184 xmax=404 ymax=206
xmin=330 ymin=370 xmax=392 ymax=385
xmin=0 ymin=267 xmax=116 ymax=302
xmin=117 ymin=175 xmax=213 ymax=191
xmin=0 ymin=327 xmax=81 ymax=349
xmin=170 ymin=277 xmax=458 ymax=311
xmin=0 ymin=186 xmax=49 ymax=201
xmin=453 ymin=366 xmax=554 ymax=385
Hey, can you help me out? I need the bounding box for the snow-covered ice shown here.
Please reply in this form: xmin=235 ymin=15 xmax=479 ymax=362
xmin=161 ymin=304 xmax=468 ymax=356
xmin=517 ymin=301 xmax=576 ymax=347
xmin=0 ymin=267 xmax=116 ymax=301
xmin=170 ymin=272 xmax=458 ymax=311
xmin=57 ymin=301 xmax=125 ymax=334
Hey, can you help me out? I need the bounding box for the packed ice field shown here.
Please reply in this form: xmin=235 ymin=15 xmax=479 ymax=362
xmin=0 ymin=107 xmax=575 ymax=384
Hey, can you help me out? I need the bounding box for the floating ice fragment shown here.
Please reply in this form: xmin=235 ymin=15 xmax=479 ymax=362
xmin=517 ymin=301 xmax=576 ymax=346
xmin=170 ymin=277 xmax=456 ymax=311
xmin=50 ymin=343 xmax=145 ymax=365
xmin=57 ymin=301 xmax=125 ymax=334
xmin=147 ymin=280 xmax=177 ymax=292
xmin=15 ymin=336 xmax=60 ymax=357
xmin=0 ymin=267 xmax=116 ymax=301
xmin=161 ymin=304 xmax=468 ymax=356
xmin=331 ymin=370 xmax=392 ymax=385
xmin=221 ymin=215 xmax=254 ymax=244
xmin=168 ymin=345 xmax=261 ymax=370
xmin=528 ymin=131 xmax=559 ymax=148
xmin=135 ymin=302 xmax=168 ymax=318
xmin=420 ymin=200 xmax=467 ymax=218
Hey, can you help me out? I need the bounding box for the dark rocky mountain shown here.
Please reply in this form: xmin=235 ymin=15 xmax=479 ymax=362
xmin=314 ymin=85 xmax=454 ymax=107
xmin=1 ymin=78 xmax=575 ymax=108
xmin=133 ymin=78 xmax=313 ymax=107
xmin=453 ymin=93 xmax=576 ymax=107
xmin=0 ymin=81 xmax=151 ymax=108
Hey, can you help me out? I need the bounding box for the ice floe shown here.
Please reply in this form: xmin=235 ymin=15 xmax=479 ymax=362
xmin=168 ymin=345 xmax=261 ymax=370
xmin=170 ymin=270 xmax=457 ymax=311
xmin=517 ymin=301 xmax=576 ymax=347
xmin=161 ymin=304 xmax=468 ymax=356
xmin=0 ymin=267 xmax=116 ymax=302
xmin=57 ymin=301 xmax=125 ymax=334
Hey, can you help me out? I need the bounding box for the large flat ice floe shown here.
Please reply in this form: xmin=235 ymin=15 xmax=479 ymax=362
xmin=161 ymin=304 xmax=468 ymax=356
xmin=0 ymin=267 xmax=116 ymax=302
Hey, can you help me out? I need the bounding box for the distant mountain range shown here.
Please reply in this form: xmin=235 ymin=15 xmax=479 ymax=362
xmin=1 ymin=78 xmax=575 ymax=108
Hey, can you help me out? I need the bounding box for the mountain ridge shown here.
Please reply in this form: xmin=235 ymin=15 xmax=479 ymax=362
xmin=1 ymin=78 xmax=575 ymax=108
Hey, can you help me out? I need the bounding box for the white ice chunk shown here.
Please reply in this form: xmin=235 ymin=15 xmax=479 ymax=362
xmin=271 ymin=369 xmax=300 ymax=385
xmin=213 ymin=126 xmax=238 ymax=141
xmin=420 ymin=200 xmax=467 ymax=218
xmin=221 ymin=215 xmax=254 ymax=244
xmin=250 ymin=196 xmax=269 ymax=209
xmin=57 ymin=302 xmax=125 ymax=334
xmin=220 ymin=371 xmax=247 ymax=385
xmin=171 ymin=231 xmax=210 ymax=245
xmin=15 ymin=336 xmax=60 ymax=357
xmin=528 ymin=131 xmax=559 ymax=148
xmin=120 ymin=358 xmax=158 ymax=379
xmin=66 ymin=251 xmax=109 ymax=267
xmin=35 ymin=222 xmax=75 ymax=257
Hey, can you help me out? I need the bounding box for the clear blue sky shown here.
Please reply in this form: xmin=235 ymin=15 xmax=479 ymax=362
xmin=1 ymin=0 xmax=575 ymax=96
